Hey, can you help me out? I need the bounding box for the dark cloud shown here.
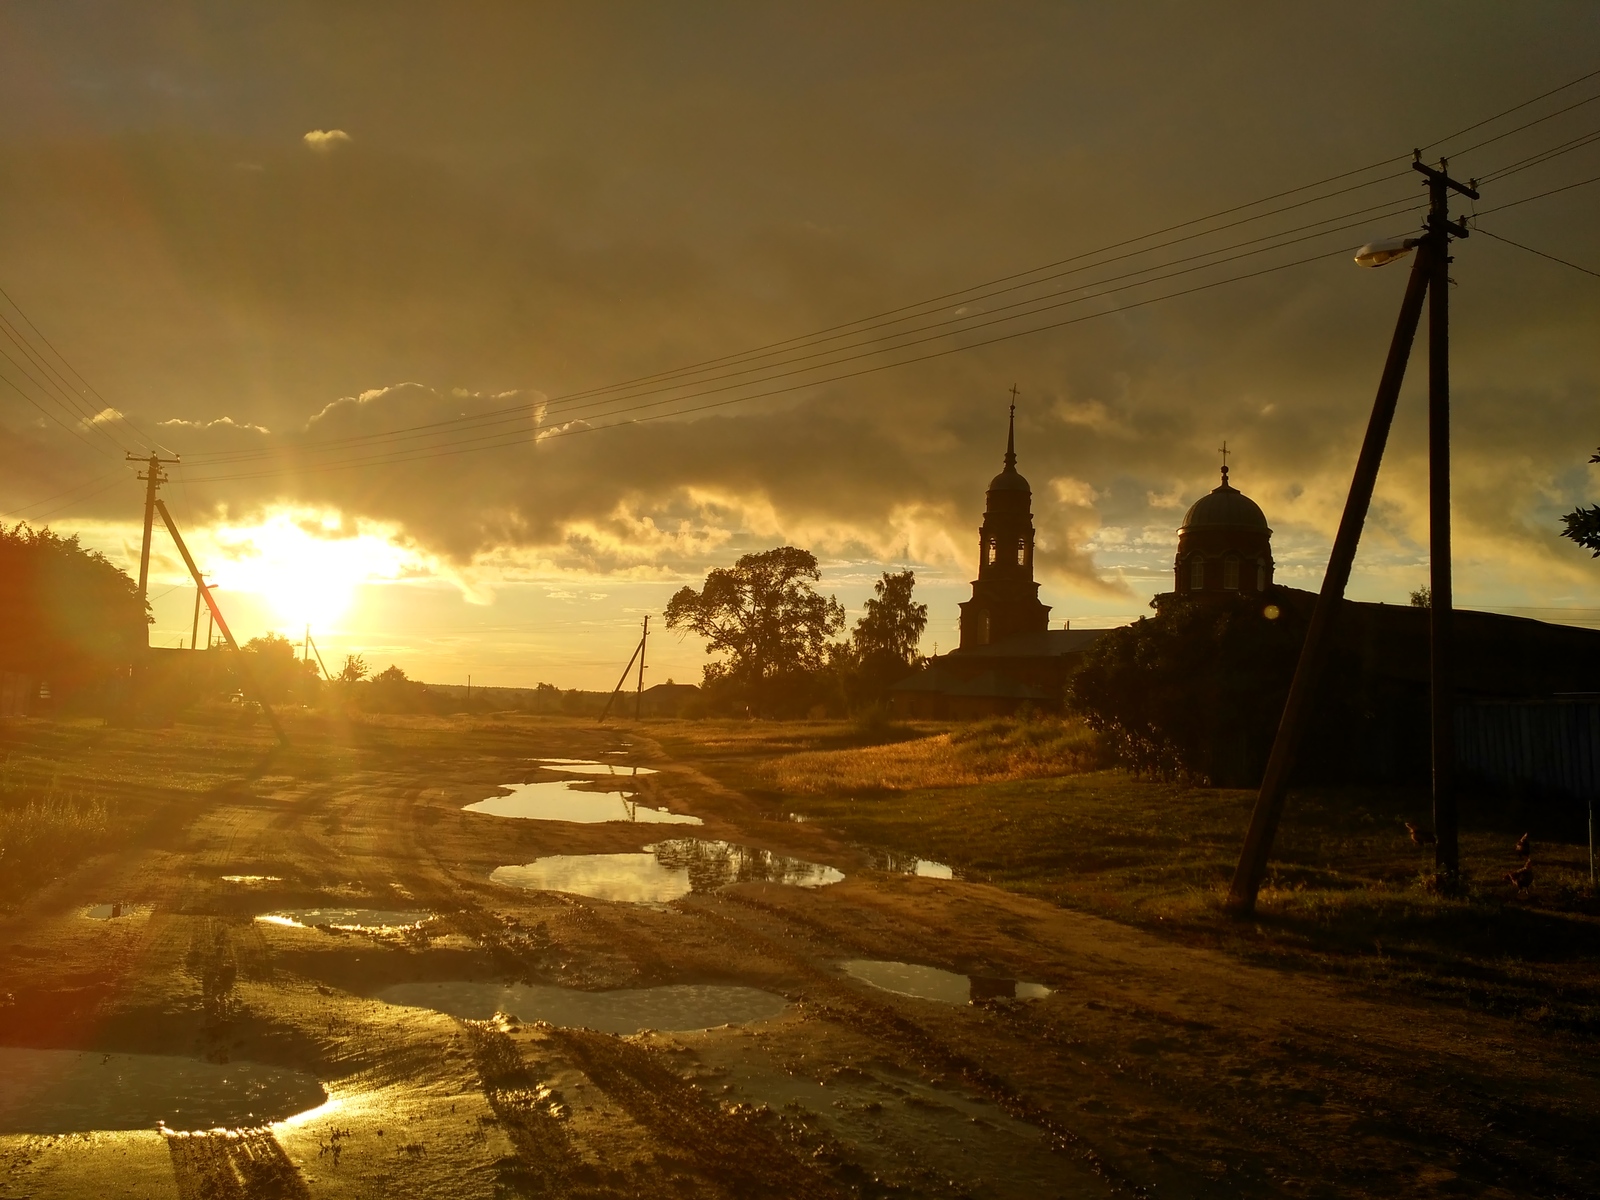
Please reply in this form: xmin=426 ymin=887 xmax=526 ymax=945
xmin=0 ymin=1 xmax=1597 ymax=619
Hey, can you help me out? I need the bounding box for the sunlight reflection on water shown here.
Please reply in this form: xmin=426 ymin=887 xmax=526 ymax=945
xmin=0 ymin=1049 xmax=326 ymax=1133
xmin=492 ymin=838 xmax=844 ymax=903
xmin=374 ymin=980 xmax=787 ymax=1033
xmin=464 ymin=779 xmax=700 ymax=824
xmin=841 ymin=959 xmax=1051 ymax=1004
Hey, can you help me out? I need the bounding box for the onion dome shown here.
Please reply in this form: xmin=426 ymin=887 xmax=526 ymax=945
xmin=1181 ymin=466 xmax=1270 ymax=531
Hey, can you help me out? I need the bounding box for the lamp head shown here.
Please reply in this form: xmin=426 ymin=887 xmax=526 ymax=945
xmin=1354 ymin=237 xmax=1419 ymax=268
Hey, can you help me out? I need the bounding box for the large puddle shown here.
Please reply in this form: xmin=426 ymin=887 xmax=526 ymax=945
xmin=842 ymin=960 xmax=1051 ymax=1004
xmin=256 ymin=908 xmax=434 ymax=931
xmin=375 ymin=980 xmax=787 ymax=1033
xmin=0 ymin=1049 xmax=326 ymax=1133
xmin=464 ymin=779 xmax=700 ymax=825
xmin=492 ymin=838 xmax=844 ymax=904
xmin=533 ymin=757 xmax=659 ymax=776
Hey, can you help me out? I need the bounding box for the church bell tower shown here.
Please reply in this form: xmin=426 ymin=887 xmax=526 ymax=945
xmin=958 ymin=401 xmax=1051 ymax=648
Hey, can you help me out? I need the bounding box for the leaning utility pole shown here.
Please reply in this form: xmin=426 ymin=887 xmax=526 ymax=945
xmin=598 ymin=615 xmax=650 ymax=724
xmin=153 ymin=498 xmax=288 ymax=746
xmin=635 ymin=614 xmax=649 ymax=720
xmin=128 ymin=452 xmax=180 ymax=643
xmin=1418 ymin=156 xmax=1478 ymax=886
xmin=1227 ymin=153 xmax=1476 ymax=915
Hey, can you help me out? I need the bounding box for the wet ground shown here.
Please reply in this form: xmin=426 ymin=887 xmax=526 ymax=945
xmin=2 ymin=714 xmax=1597 ymax=1198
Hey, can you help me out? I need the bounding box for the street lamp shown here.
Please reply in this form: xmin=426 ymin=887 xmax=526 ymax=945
xmin=1354 ymin=237 xmax=1420 ymax=268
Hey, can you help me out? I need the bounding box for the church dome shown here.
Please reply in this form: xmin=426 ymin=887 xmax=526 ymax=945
xmin=1181 ymin=469 xmax=1269 ymax=531
xmin=988 ymin=466 xmax=1031 ymax=494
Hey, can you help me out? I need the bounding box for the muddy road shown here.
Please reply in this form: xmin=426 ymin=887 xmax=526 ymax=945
xmin=1 ymin=715 xmax=1596 ymax=1198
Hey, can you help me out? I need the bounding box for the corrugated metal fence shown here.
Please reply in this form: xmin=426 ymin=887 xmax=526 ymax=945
xmin=1455 ymin=696 xmax=1600 ymax=805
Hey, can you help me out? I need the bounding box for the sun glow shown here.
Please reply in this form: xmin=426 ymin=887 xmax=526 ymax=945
xmin=204 ymin=508 xmax=427 ymax=629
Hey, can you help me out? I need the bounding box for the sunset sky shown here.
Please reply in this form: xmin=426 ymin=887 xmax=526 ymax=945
xmin=2 ymin=3 xmax=1598 ymax=689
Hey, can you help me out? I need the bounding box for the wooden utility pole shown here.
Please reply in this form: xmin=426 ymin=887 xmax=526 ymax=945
xmin=191 ymin=579 xmax=208 ymax=651
xmin=128 ymin=452 xmax=179 ymax=643
xmin=153 ymin=499 xmax=288 ymax=746
xmin=1417 ymin=155 xmax=1478 ymax=886
xmin=1227 ymin=238 xmax=1432 ymax=915
xmin=599 ymin=616 xmax=649 ymax=724
xmin=635 ymin=615 xmax=649 ymax=719
xmin=1227 ymin=153 xmax=1477 ymax=914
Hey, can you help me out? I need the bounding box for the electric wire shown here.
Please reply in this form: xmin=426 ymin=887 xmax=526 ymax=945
xmin=0 ymin=315 xmax=126 ymax=450
xmin=183 ymin=188 xmax=1429 ymax=468
xmin=1474 ymin=227 xmax=1600 ymax=279
xmin=178 ymin=239 xmax=1366 ymax=483
xmin=1478 ymin=126 xmax=1600 ymax=183
xmin=1423 ymin=65 xmax=1600 ymax=154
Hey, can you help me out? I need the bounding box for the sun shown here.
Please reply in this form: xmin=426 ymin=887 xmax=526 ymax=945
xmin=207 ymin=508 xmax=419 ymax=632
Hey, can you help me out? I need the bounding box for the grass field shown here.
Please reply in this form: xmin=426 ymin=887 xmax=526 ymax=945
xmin=655 ymin=714 xmax=1600 ymax=1031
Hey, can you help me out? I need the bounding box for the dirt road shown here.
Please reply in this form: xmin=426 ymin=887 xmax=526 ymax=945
xmin=1 ymin=715 xmax=1596 ymax=1198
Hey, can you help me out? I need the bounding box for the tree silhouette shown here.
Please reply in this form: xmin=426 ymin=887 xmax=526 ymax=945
xmin=0 ymin=523 xmax=146 ymax=693
xmin=1561 ymin=447 xmax=1600 ymax=557
xmin=666 ymin=547 xmax=844 ymax=702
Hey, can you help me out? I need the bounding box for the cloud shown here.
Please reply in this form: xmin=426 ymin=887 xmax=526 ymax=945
xmin=302 ymin=129 xmax=351 ymax=153
xmin=83 ymin=407 xmax=125 ymax=427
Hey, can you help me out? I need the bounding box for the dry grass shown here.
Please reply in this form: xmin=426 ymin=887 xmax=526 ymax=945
xmin=0 ymin=763 xmax=114 ymax=904
xmin=761 ymin=715 xmax=1104 ymax=793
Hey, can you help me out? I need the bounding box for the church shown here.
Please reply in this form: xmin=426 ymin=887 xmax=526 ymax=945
xmin=890 ymin=411 xmax=1292 ymax=717
xmin=890 ymin=406 xmax=1104 ymax=717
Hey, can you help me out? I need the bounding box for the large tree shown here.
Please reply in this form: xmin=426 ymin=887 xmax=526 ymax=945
xmin=0 ymin=523 xmax=147 ymax=691
xmin=665 ymin=547 xmax=844 ymax=697
xmin=1560 ymin=446 xmax=1600 ymax=556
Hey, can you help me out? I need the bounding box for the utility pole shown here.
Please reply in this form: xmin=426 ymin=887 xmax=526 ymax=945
xmin=598 ymin=617 xmax=649 ymax=724
xmin=128 ymin=452 xmax=180 ymax=644
xmin=1416 ymin=154 xmax=1478 ymax=887
xmin=191 ymin=579 xmax=208 ymax=651
xmin=635 ymin=615 xmax=648 ymax=719
xmin=1227 ymin=153 xmax=1477 ymax=915
xmin=303 ymin=624 xmax=310 ymax=665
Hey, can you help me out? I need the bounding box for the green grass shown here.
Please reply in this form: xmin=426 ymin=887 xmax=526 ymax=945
xmin=656 ymin=715 xmax=1600 ymax=1032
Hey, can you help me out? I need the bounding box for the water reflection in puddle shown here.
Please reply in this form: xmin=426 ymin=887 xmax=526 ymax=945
xmin=86 ymin=903 xmax=132 ymax=919
xmin=465 ymin=780 xmax=700 ymax=825
xmin=220 ymin=875 xmax=282 ymax=885
xmin=375 ymin=980 xmax=787 ymax=1033
xmin=257 ymin=908 xmax=434 ymax=931
xmin=534 ymin=757 xmax=659 ymax=776
xmin=870 ymin=849 xmax=956 ymax=879
xmin=841 ymin=960 xmax=1051 ymax=1004
xmin=0 ymin=1049 xmax=326 ymax=1133
xmin=492 ymin=838 xmax=844 ymax=904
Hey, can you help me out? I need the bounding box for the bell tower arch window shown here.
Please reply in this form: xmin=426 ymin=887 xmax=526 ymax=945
xmin=1190 ymin=557 xmax=1205 ymax=589
xmin=1223 ymin=556 xmax=1240 ymax=590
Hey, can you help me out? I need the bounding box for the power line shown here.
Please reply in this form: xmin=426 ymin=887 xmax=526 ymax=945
xmin=184 ymin=188 xmax=1428 ymax=469
xmin=1477 ymin=170 xmax=1600 ymax=215
xmin=1474 ymin=226 xmax=1600 ymax=279
xmin=179 ymin=239 xmax=1366 ymax=482
xmin=1423 ymin=65 xmax=1600 ymax=154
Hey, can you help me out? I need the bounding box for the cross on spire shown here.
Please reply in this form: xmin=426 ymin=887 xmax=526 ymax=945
xmin=1004 ymin=385 xmax=1019 ymax=470
xmin=1218 ymin=439 xmax=1231 ymax=486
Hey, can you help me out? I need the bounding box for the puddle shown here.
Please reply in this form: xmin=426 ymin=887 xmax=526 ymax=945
xmin=256 ymin=908 xmax=434 ymax=931
xmin=465 ymin=779 xmax=700 ymax=825
xmin=86 ymin=903 xmax=135 ymax=919
xmin=0 ymin=1049 xmax=326 ymax=1133
xmin=492 ymin=838 xmax=843 ymax=904
xmin=533 ymin=757 xmax=659 ymax=776
xmin=375 ymin=980 xmax=787 ymax=1033
xmin=686 ymin=1038 xmax=1080 ymax=1199
xmin=841 ymin=960 xmax=1051 ymax=1004
xmin=220 ymin=875 xmax=282 ymax=884
xmin=870 ymin=849 xmax=956 ymax=879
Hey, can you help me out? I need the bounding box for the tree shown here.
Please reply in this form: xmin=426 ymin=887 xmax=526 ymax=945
xmin=842 ymin=570 xmax=928 ymax=708
xmin=0 ymin=523 xmax=146 ymax=693
xmin=241 ymin=633 xmax=319 ymax=704
xmin=852 ymin=570 xmax=927 ymax=668
xmin=337 ymin=654 xmax=369 ymax=684
xmin=665 ymin=546 xmax=844 ymax=709
xmin=1561 ymin=447 xmax=1600 ymax=556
